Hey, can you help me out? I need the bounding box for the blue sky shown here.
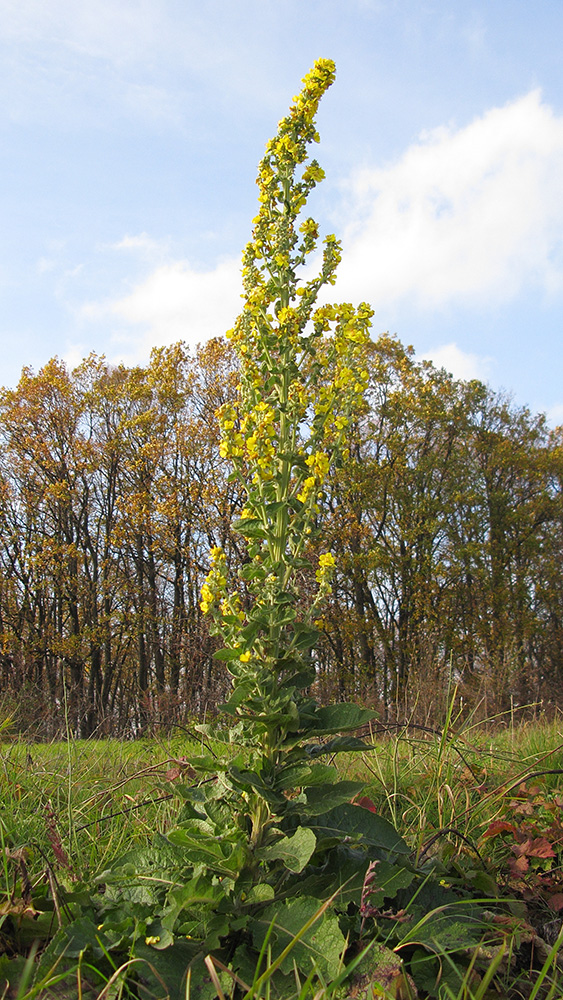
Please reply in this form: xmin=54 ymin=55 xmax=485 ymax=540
xmin=1 ymin=0 xmax=563 ymax=423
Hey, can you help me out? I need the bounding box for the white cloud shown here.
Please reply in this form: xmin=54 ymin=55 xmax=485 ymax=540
xmin=0 ymin=0 xmax=282 ymax=127
xmin=332 ymin=91 xmax=563 ymax=311
xmin=546 ymin=403 xmax=563 ymax=428
xmin=420 ymin=342 xmax=492 ymax=382
xmin=63 ymin=341 xmax=90 ymax=372
xmin=0 ymin=0 xmax=165 ymax=65
xmin=110 ymin=232 xmax=171 ymax=260
xmin=77 ymin=90 xmax=563 ymax=375
xmin=82 ymin=256 xmax=242 ymax=365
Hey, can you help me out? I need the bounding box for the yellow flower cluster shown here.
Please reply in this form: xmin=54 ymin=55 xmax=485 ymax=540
xmin=200 ymin=546 xmax=227 ymax=615
xmin=241 ymin=401 xmax=277 ymax=478
xmin=211 ymin=60 xmax=374 ymax=661
xmin=296 ymin=451 xmax=329 ymax=504
xmin=307 ymin=451 xmax=329 ymax=477
xmin=315 ymin=551 xmax=336 ymax=586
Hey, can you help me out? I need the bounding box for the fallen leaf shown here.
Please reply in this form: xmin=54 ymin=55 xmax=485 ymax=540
xmin=482 ymin=820 xmax=517 ymax=839
xmin=526 ymin=837 xmax=556 ymax=859
xmin=508 ymin=855 xmax=529 ymax=876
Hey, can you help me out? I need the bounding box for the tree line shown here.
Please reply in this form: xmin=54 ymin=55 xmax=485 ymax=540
xmin=0 ymin=335 xmax=561 ymax=735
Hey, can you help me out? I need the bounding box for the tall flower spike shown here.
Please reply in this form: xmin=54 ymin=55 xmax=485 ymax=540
xmin=202 ymin=59 xmax=373 ymax=757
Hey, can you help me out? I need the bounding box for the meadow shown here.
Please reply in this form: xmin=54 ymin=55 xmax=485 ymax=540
xmin=2 ymin=709 xmax=563 ymax=999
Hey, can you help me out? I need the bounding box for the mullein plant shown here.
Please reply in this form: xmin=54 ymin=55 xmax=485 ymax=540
xmin=199 ymin=55 xmax=375 ymax=836
xmin=158 ymin=59 xmax=415 ymax=990
xmin=46 ymin=62 xmax=485 ymax=1000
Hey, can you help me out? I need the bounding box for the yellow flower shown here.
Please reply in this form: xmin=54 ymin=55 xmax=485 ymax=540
xmin=306 ymin=452 xmax=329 ymax=477
xmin=297 ymin=476 xmax=316 ymax=503
xmin=239 ymin=651 xmax=251 ymax=663
xmin=303 ymin=163 xmax=325 ymax=184
xmin=316 ymin=551 xmax=336 ymax=585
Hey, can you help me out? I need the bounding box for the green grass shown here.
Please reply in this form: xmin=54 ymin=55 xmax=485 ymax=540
xmin=2 ymin=714 xmax=563 ymax=998
xmin=341 ymin=710 xmax=562 ymax=821
xmin=0 ymin=733 xmax=203 ymax=885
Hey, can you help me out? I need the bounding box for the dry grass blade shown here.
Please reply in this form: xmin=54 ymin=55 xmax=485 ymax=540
xmin=204 ymin=956 xmax=227 ymax=1000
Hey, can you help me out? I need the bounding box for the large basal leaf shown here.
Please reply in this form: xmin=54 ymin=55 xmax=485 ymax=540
xmin=49 ymin=916 xmax=108 ymax=960
xmin=289 ymin=847 xmax=370 ymax=908
xmin=166 ymin=828 xmax=246 ymax=877
xmin=134 ymin=938 xmax=203 ymax=998
xmin=160 ymin=876 xmax=226 ymax=930
xmin=358 ymin=859 xmax=415 ymax=908
xmin=251 ymin=896 xmax=347 ymax=979
xmin=309 ymin=804 xmax=409 ymax=855
xmin=104 ymin=836 xmax=185 ymax=877
xmin=398 ymin=908 xmax=483 ymax=952
xmin=258 ymin=826 xmax=317 ymax=872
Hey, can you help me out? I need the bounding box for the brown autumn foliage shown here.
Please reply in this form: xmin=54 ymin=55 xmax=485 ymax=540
xmin=0 ymin=333 xmax=561 ymax=736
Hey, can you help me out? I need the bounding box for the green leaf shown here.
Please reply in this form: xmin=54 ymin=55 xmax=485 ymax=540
xmin=252 ymin=896 xmax=347 ymax=979
xmin=240 ymin=524 xmax=267 ymax=539
xmin=290 ymin=622 xmax=320 ymax=652
xmin=276 ymin=762 xmax=337 ymax=790
xmin=240 ymin=562 xmax=267 ymax=581
xmin=357 ymin=859 xmax=415 ymax=908
xmin=232 ymin=516 xmax=262 ymax=530
xmin=274 ymin=610 xmax=298 ymax=626
xmin=213 ymin=646 xmax=243 ymax=661
xmin=303 ymin=735 xmax=370 ymax=754
xmin=293 ymin=846 xmax=370 ymax=907
xmin=309 ymin=804 xmax=409 ymax=855
xmin=228 ymin=766 xmax=285 ymax=806
xmin=310 ymin=703 xmax=377 ymax=734
xmin=279 ymin=665 xmax=316 ymax=690
xmin=302 ymin=780 xmax=366 ymax=816
xmin=259 ymin=826 xmax=317 ymax=872
xmin=240 ymin=620 xmax=261 ymax=642
xmin=264 ymin=501 xmax=286 ymax=514
xmin=133 ymin=939 xmax=203 ymax=998
xmin=402 ymin=909 xmax=483 ymax=952
xmin=166 ymin=829 xmax=246 ymax=878
xmin=246 ymin=883 xmax=275 ymax=904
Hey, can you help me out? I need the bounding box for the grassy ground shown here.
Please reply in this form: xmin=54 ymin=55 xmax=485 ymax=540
xmin=2 ymin=712 xmax=563 ymax=998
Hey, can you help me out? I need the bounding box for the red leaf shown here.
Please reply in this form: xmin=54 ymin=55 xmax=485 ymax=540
xmin=527 ymin=837 xmax=556 ymax=859
xmin=512 ymin=839 xmax=532 ymax=857
xmin=508 ymin=856 xmax=529 ymax=876
xmin=482 ymin=820 xmax=517 ymax=839
xmin=548 ymin=893 xmax=563 ymax=912
xmin=355 ymin=796 xmax=377 ymax=813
